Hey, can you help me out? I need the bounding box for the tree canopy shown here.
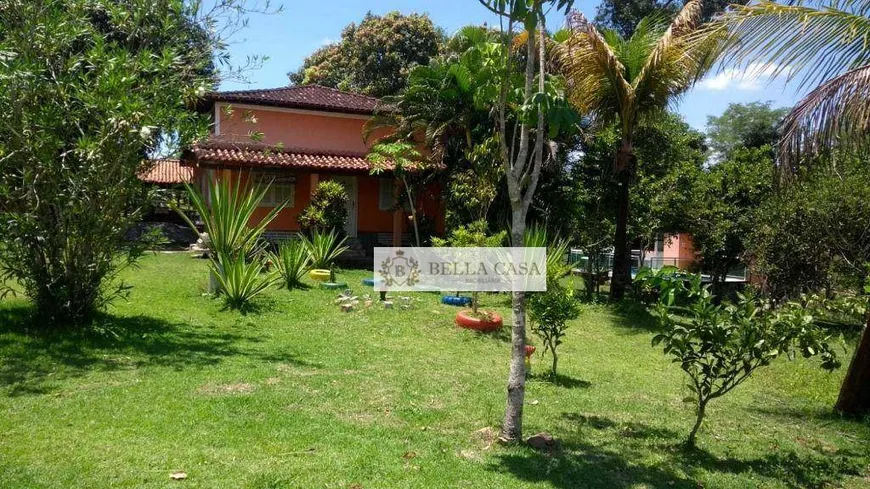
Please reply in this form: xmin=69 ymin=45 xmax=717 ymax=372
xmin=706 ymin=102 xmax=788 ymax=159
xmin=594 ymin=0 xmax=746 ymax=38
xmin=0 ymin=0 xmax=264 ymax=322
xmin=288 ymin=11 xmax=444 ymax=97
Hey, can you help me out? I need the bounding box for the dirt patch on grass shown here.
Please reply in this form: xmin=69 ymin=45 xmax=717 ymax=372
xmin=197 ymin=382 xmax=255 ymax=395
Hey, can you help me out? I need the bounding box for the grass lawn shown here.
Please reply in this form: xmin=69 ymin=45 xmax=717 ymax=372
xmin=0 ymin=253 xmax=868 ymax=488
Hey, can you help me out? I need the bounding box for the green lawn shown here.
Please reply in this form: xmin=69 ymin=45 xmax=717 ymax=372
xmin=0 ymin=253 xmax=868 ymax=488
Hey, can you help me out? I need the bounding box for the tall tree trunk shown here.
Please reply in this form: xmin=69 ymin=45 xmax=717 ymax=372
xmin=610 ymin=140 xmax=634 ymax=300
xmin=835 ymin=312 xmax=870 ymax=416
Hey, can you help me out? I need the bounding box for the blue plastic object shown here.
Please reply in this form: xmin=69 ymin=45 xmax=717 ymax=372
xmin=441 ymin=295 xmax=472 ymax=306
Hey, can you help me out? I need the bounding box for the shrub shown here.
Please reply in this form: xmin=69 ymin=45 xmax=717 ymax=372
xmin=303 ymin=229 xmax=349 ymax=279
xmin=526 ymin=226 xmax=580 ymax=377
xmin=271 ymin=239 xmax=311 ymax=289
xmin=298 ymin=181 xmax=348 ymax=234
xmin=0 ymin=0 xmax=219 ymax=323
xmin=210 ymin=251 xmax=279 ymax=310
xmin=648 ymin=272 xmax=842 ymax=446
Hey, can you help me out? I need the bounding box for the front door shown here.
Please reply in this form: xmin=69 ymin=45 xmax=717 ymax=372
xmin=332 ymin=176 xmax=358 ymax=237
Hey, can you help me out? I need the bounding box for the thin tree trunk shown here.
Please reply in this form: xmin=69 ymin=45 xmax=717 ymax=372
xmin=502 ymin=212 xmax=528 ymax=442
xmin=402 ymin=176 xmax=421 ymax=247
xmin=551 ymin=346 xmax=558 ymax=378
xmin=611 ymin=141 xmax=634 ymax=300
xmin=835 ymin=312 xmax=870 ymax=416
xmin=686 ymin=400 xmax=707 ymax=447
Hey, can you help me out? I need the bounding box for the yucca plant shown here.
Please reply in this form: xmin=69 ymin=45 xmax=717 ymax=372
xmin=302 ymin=228 xmax=349 ymax=281
xmin=210 ymin=251 xmax=279 ymax=310
xmin=174 ymin=174 xmax=288 ymax=305
xmin=175 ymin=175 xmax=286 ymax=259
xmin=271 ymin=239 xmax=311 ymax=289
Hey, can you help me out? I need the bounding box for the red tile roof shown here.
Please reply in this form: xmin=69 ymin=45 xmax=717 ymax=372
xmin=208 ymin=85 xmax=383 ymax=115
xmin=186 ymin=140 xmax=382 ymax=172
xmin=139 ymin=159 xmax=194 ymax=184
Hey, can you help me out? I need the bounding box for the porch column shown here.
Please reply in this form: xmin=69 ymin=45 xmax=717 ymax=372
xmin=392 ymin=210 xmax=403 ymax=247
xmin=310 ymin=173 xmax=319 ymax=196
xmin=392 ymin=176 xmax=403 ymax=246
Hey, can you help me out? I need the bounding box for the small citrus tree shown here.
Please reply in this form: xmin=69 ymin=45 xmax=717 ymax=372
xmin=527 ymin=227 xmax=579 ymax=378
xmin=432 ymin=220 xmax=506 ymax=315
xmin=642 ymin=271 xmax=842 ymax=447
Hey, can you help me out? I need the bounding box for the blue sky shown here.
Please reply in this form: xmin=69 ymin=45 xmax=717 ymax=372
xmin=219 ymin=0 xmax=801 ymax=131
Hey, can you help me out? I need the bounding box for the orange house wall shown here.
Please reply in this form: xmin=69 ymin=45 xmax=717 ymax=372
xmin=216 ymin=103 xmax=391 ymax=153
xmin=193 ymin=168 xmax=437 ymax=234
xmin=203 ymin=103 xmax=442 ymax=235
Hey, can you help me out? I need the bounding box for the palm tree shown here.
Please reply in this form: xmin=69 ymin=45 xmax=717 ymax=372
xmin=704 ymin=0 xmax=870 ymax=416
xmin=555 ymin=0 xmax=715 ymax=299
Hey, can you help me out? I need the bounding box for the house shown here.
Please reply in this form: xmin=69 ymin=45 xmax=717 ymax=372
xmin=139 ymin=159 xmax=194 ymax=187
xmin=138 ymin=158 xmax=195 ymax=224
xmin=179 ymin=85 xmax=445 ymax=256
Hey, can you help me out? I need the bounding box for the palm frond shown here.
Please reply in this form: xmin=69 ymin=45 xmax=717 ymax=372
xmin=705 ymin=0 xmax=870 ymax=90
xmin=556 ymin=11 xmax=634 ymax=131
xmin=634 ymin=0 xmax=713 ymax=113
xmin=779 ymin=64 xmax=870 ymax=171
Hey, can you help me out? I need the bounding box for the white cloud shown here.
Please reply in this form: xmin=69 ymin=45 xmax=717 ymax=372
xmin=317 ymin=37 xmax=338 ymax=47
xmin=698 ymin=63 xmax=791 ymax=91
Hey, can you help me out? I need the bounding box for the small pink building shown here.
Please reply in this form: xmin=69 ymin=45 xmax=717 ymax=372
xmin=645 ymin=233 xmax=697 ymax=270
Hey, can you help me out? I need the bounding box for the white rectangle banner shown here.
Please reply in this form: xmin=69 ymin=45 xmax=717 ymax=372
xmin=373 ymin=247 xmax=547 ymax=292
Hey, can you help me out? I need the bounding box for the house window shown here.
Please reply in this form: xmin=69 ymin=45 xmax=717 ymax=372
xmin=255 ymin=172 xmax=296 ymax=207
xmin=379 ymin=177 xmax=396 ymax=211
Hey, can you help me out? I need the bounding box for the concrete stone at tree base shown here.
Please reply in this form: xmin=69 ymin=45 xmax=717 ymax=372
xmin=526 ymin=432 xmax=557 ymax=451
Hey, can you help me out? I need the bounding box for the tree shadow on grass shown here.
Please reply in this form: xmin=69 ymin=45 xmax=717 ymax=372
xmin=608 ymin=299 xmax=659 ymax=333
xmin=530 ymin=373 xmax=592 ymax=389
xmin=0 ymin=304 xmax=316 ymax=397
xmin=491 ymin=412 xmax=868 ymax=489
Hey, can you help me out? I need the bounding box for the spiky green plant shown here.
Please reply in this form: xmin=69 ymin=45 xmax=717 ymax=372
xmin=210 ymin=251 xmax=279 ymax=310
xmin=271 ymin=239 xmax=311 ymax=289
xmin=302 ymin=229 xmax=349 ymax=280
xmin=175 ymin=175 xmax=287 ymax=259
xmin=174 ymin=174 xmax=287 ymax=307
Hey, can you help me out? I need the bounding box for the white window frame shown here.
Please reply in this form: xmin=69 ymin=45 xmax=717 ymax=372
xmin=255 ymin=172 xmax=296 ymax=208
